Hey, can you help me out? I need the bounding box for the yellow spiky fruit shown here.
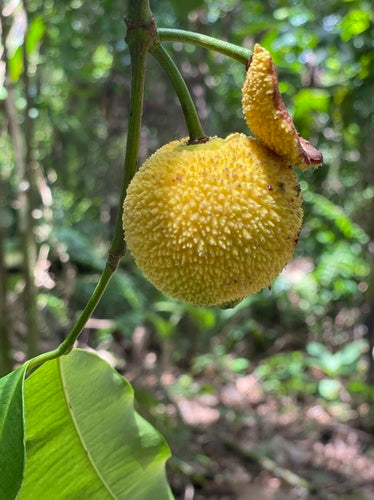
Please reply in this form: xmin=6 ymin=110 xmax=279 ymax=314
xmin=242 ymin=44 xmax=323 ymax=170
xmin=123 ymin=133 xmax=302 ymax=307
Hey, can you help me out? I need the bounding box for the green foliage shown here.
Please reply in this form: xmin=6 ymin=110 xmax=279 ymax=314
xmin=26 ymin=17 xmax=45 ymax=54
xmin=18 ymin=350 xmax=172 ymax=499
xmin=192 ymin=345 xmax=249 ymax=376
xmin=339 ymin=9 xmax=371 ymax=41
xmin=304 ymin=191 xmax=368 ymax=244
xmin=37 ymin=293 xmax=69 ymax=325
xmin=256 ymin=339 xmax=368 ymax=403
xmin=256 ymin=352 xmax=315 ymax=397
xmin=307 ymin=340 xmax=366 ymax=377
xmin=9 ymin=46 xmax=23 ymax=82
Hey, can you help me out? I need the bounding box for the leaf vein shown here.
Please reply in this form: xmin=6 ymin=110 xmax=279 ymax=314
xmin=58 ymin=359 xmax=116 ymax=499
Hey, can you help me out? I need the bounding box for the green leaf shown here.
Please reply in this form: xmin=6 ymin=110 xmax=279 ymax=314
xmin=305 ymin=191 xmax=369 ymax=243
xmin=92 ymin=44 xmax=113 ymax=79
xmin=306 ymin=341 xmax=329 ymax=358
xmin=26 ymin=17 xmax=46 ymax=54
xmin=293 ymin=88 xmax=330 ymax=123
xmin=338 ymin=340 xmax=365 ymax=366
xmin=318 ymin=379 xmax=341 ymax=400
xmin=147 ymin=312 xmax=176 ymax=339
xmin=19 ymin=349 xmax=173 ymax=499
xmin=339 ymin=9 xmax=371 ymax=41
xmin=0 ymin=366 xmax=27 ymax=500
xmin=227 ymin=357 xmax=249 ymax=373
xmin=9 ymin=46 xmax=23 ymax=82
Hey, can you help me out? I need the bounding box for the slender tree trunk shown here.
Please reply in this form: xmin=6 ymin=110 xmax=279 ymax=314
xmin=0 ymin=194 xmax=13 ymax=375
xmin=365 ymin=213 xmax=374 ymax=384
xmin=362 ymin=124 xmax=374 ymax=384
xmin=22 ymin=0 xmax=40 ymax=357
xmin=1 ymin=9 xmax=40 ymax=357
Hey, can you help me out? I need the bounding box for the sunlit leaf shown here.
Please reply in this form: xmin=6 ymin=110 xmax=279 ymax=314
xmin=339 ymin=9 xmax=371 ymax=41
xmin=0 ymin=366 xmax=27 ymax=500
xmin=305 ymin=192 xmax=369 ymax=243
xmin=227 ymin=357 xmax=249 ymax=373
xmin=294 ymin=89 xmax=330 ymax=120
xmin=92 ymin=44 xmax=113 ymax=79
xmin=348 ymin=379 xmax=374 ymax=398
xmin=9 ymin=46 xmax=23 ymax=82
xmin=318 ymin=379 xmax=341 ymax=400
xmin=307 ymin=341 xmax=328 ymax=358
xmin=18 ymin=349 xmax=173 ymax=499
xmin=26 ymin=17 xmax=46 ymax=54
xmin=338 ymin=340 xmax=366 ymax=366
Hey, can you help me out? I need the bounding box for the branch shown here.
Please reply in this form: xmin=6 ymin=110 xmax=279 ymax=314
xmin=158 ymin=28 xmax=251 ymax=66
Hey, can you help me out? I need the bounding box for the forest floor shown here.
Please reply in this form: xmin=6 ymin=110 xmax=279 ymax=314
xmin=88 ymin=339 xmax=374 ymax=500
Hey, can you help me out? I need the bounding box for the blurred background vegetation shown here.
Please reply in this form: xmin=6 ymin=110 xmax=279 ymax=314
xmin=1 ymin=0 xmax=374 ymax=498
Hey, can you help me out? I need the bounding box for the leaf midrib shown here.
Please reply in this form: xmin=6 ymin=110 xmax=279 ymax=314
xmin=58 ymin=359 xmax=116 ymax=499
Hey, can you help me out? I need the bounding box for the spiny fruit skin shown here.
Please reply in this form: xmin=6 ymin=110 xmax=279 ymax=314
xmin=123 ymin=133 xmax=302 ymax=307
xmin=242 ymin=44 xmax=323 ymax=170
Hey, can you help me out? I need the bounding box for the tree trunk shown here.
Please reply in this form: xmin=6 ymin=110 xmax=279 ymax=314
xmin=362 ymin=124 xmax=374 ymax=384
xmin=1 ymin=10 xmax=40 ymax=358
xmin=0 ymin=208 xmax=12 ymax=375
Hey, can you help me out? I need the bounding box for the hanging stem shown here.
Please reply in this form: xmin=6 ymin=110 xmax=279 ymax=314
xmin=27 ymin=0 xmax=155 ymax=371
xmin=151 ymin=44 xmax=206 ymax=143
xmin=107 ymin=15 xmax=155 ymax=268
xmin=158 ymin=28 xmax=251 ymax=65
xmin=26 ymin=266 xmax=113 ymax=370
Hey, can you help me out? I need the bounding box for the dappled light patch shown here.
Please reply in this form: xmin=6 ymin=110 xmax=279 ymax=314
xmin=126 ymin=342 xmax=374 ymax=498
xmin=175 ymin=398 xmax=220 ymax=426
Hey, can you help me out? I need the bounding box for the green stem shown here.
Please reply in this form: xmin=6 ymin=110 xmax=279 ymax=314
xmin=127 ymin=0 xmax=153 ymax=24
xmin=158 ymin=28 xmax=251 ymax=66
xmin=151 ymin=44 xmax=205 ymax=142
xmin=26 ymin=0 xmax=154 ymax=372
xmin=26 ymin=265 xmax=113 ymax=370
xmin=108 ymin=16 xmax=153 ymax=268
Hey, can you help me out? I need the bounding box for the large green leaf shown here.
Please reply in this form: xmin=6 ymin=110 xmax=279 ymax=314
xmin=0 ymin=366 xmax=27 ymax=500
xmin=18 ymin=349 xmax=173 ymax=499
